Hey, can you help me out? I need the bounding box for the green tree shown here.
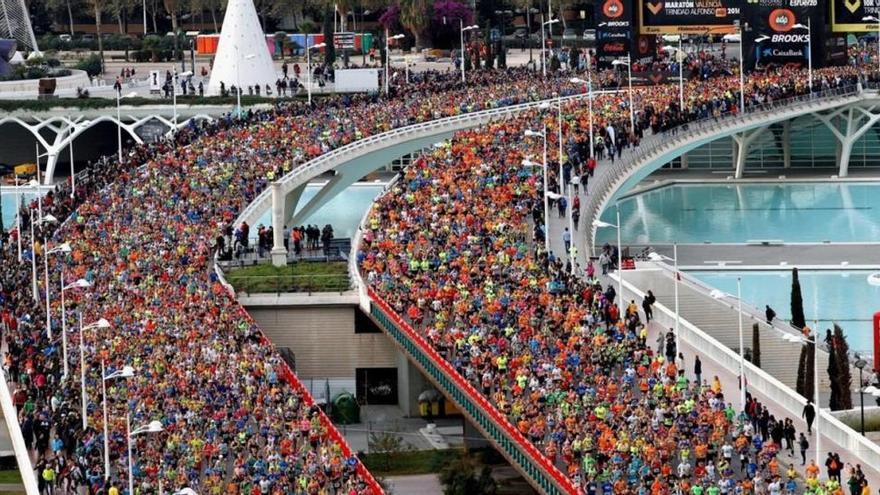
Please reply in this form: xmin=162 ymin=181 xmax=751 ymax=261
xmin=751 ymin=322 xmax=761 ymax=368
xmin=399 ymin=0 xmax=431 ymax=50
xmin=831 ymin=324 xmax=853 ymax=410
xmin=322 ymin=4 xmax=336 ymax=65
xmin=163 ymin=0 xmax=180 ymax=63
xmin=438 ymin=452 xmax=497 ymax=495
xmin=792 ymin=267 xmax=810 ymax=399
xmin=797 ymin=332 xmax=816 ymax=402
xmin=86 ymin=0 xmax=107 ymax=74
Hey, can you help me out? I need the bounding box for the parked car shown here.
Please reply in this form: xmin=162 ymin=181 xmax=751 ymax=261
xmin=562 ymin=27 xmax=578 ymax=40
xmin=583 ymin=29 xmax=596 ymax=41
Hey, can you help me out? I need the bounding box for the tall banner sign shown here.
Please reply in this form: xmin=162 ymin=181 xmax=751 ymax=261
xmin=831 ymin=0 xmax=878 ymax=31
xmin=597 ymin=0 xmax=635 ymax=69
xmin=639 ymin=0 xmax=740 ymax=34
xmin=742 ymin=0 xmax=824 ymax=71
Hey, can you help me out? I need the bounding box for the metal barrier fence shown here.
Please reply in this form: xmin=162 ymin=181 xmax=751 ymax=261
xmin=367 ymin=288 xmax=578 ymax=495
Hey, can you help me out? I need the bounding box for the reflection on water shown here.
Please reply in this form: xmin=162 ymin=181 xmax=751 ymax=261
xmin=255 ymin=183 xmax=386 ymax=239
xmin=692 ymin=270 xmax=878 ymax=353
xmin=598 ymin=182 xmax=880 ymax=244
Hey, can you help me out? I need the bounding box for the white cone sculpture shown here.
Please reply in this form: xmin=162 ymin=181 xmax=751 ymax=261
xmin=207 ymin=0 xmax=277 ymax=96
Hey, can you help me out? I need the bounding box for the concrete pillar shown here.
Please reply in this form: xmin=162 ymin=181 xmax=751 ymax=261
xmin=782 ymin=121 xmax=791 ymax=169
xmin=43 ymin=152 xmax=59 ymax=185
xmin=270 ymin=182 xmax=288 ymax=266
xmin=679 ymin=152 xmax=689 ymax=169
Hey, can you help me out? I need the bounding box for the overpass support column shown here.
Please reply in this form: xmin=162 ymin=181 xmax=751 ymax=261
xmin=679 ymin=152 xmax=689 ymax=169
xmin=732 ymin=126 xmax=768 ymax=179
xmin=816 ymin=105 xmax=880 ymax=177
xmin=782 ymin=121 xmax=791 ymax=169
xmin=270 ymin=183 xmax=288 ymax=267
xmin=283 ymin=183 xmax=308 ymax=227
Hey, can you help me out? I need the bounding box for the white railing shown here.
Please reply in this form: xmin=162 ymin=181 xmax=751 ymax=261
xmin=349 ymin=177 xmax=401 ymax=314
xmin=235 ymin=90 xmax=620 ymax=228
xmin=612 ymin=269 xmax=880 ymax=473
xmin=586 ymin=86 xmax=866 ymax=247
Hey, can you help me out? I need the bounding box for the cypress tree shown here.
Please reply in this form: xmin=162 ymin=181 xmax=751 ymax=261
xmin=791 ymin=267 xmax=806 ymax=329
xmin=833 ymin=324 xmax=853 ymax=410
xmin=752 ymin=322 xmax=761 ymax=368
xmin=828 ymin=327 xmax=841 ymax=410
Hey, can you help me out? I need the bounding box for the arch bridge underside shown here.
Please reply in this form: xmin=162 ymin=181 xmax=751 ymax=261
xmin=238 ymin=87 xmax=880 ymax=267
xmin=1 ymin=106 xmax=227 ymax=185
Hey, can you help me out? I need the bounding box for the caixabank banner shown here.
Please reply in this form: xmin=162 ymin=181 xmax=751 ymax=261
xmin=597 ymin=0 xmax=635 ymax=69
xmin=831 ymin=0 xmax=879 ymax=31
xmin=639 ymin=0 xmax=740 ymax=34
xmin=742 ymin=0 xmax=824 ymax=71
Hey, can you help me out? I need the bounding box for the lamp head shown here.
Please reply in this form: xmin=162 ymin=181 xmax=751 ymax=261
xmin=145 ymin=420 xmax=164 ymax=433
xmin=709 ymin=289 xmax=725 ymax=300
xmin=647 ymin=252 xmax=663 ymax=261
xmin=55 ymin=242 xmax=72 ymax=253
xmin=119 ymin=365 xmax=135 ymax=378
xmin=41 ymin=214 xmax=58 ymax=224
xmin=867 ymin=272 xmax=880 ymax=286
xmin=592 ymin=220 xmax=616 ymax=228
xmin=96 ymin=318 xmax=111 ymax=328
xmin=72 ymin=279 xmax=91 ymax=288
xmin=569 ymin=77 xmax=586 ymax=84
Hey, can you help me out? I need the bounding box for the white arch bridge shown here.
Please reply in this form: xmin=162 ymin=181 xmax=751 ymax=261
xmin=237 ymin=84 xmax=876 ymax=266
xmin=0 ymin=104 xmax=241 ymax=185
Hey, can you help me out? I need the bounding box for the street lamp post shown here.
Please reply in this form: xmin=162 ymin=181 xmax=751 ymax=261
xmin=660 ymin=44 xmax=685 ymax=110
xmin=855 ymin=356 xmax=867 ymax=436
xmin=524 ymin=125 xmax=550 ymax=254
xmin=234 ymin=51 xmax=256 ymax=116
xmin=307 ymin=43 xmax=326 ymax=105
xmin=115 ymin=91 xmax=137 ymax=161
xmin=738 ymin=25 xmax=745 ymax=112
xmin=593 ymin=206 xmax=624 ymax=314
xmin=60 ymin=277 xmax=90 ymax=380
xmin=127 ymin=416 xmax=163 ymax=495
xmin=79 ymin=316 xmax=111 ymax=430
xmin=612 ymin=55 xmax=635 ymax=134
xmin=385 ymin=33 xmax=405 ymax=93
xmin=541 ymin=17 xmax=559 ymax=78
xmin=459 ymin=22 xmax=479 ymax=84
xmin=793 ymin=20 xmax=812 ymax=94
xmin=648 ymin=244 xmax=680 ymax=361
xmin=39 ymin=218 xmax=62 ymax=338
xmin=863 ymin=16 xmax=880 ymax=74
xmin=102 ymin=363 xmax=135 ymax=479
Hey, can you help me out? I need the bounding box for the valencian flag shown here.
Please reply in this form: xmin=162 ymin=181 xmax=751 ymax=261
xmin=741 ymin=0 xmax=824 ymax=71
xmin=597 ymin=0 xmax=635 ymax=69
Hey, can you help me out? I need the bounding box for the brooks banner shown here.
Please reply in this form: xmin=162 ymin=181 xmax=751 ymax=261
xmin=742 ymin=0 xmax=824 ymax=70
xmin=639 ymin=0 xmax=740 ymax=34
xmin=597 ymin=0 xmax=635 ymax=69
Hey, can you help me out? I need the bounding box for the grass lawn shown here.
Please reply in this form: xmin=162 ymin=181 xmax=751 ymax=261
xmin=225 ymin=261 xmax=351 ymax=293
xmin=0 ymin=470 xmax=21 ymax=484
xmin=361 ymin=448 xmax=463 ymax=476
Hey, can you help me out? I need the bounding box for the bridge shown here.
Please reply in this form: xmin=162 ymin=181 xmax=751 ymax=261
xmin=0 ymin=103 xmax=246 ymax=185
xmin=230 ymin=85 xmax=880 ymax=494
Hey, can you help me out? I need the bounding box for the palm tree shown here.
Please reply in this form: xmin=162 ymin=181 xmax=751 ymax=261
xmin=87 ymin=0 xmax=106 ymax=74
xmin=399 ymin=0 xmax=430 ymax=50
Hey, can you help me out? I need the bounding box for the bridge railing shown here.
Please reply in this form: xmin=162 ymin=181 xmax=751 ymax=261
xmin=235 ymin=89 xmax=620 ymax=227
xmin=366 ymin=287 xmax=578 ymax=495
xmin=587 ymin=85 xmax=863 ymax=244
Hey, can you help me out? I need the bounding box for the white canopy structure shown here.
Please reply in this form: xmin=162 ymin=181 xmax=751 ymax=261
xmin=206 ymin=0 xmax=276 ymax=96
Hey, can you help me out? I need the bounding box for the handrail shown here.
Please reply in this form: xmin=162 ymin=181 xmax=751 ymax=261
xmin=612 ymin=269 xmax=880 ymax=474
xmin=366 ymin=288 xmax=578 ymax=495
xmin=217 ymin=282 xmax=384 ymax=494
xmin=235 ymin=89 xmax=619 ymax=228
xmin=586 ymin=86 xmax=864 ymax=247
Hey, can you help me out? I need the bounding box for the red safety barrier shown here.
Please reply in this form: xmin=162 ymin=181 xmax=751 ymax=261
xmin=366 ymin=287 xmax=578 ymax=495
xmin=222 ymin=285 xmax=384 ymax=494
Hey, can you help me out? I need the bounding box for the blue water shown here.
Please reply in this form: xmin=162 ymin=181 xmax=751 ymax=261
xmin=598 ymin=182 xmax=880 ymax=244
xmin=692 ymin=270 xmax=879 ymax=353
xmin=255 ymin=182 xmax=385 ymax=239
xmin=1 ymin=188 xmax=48 ymax=231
